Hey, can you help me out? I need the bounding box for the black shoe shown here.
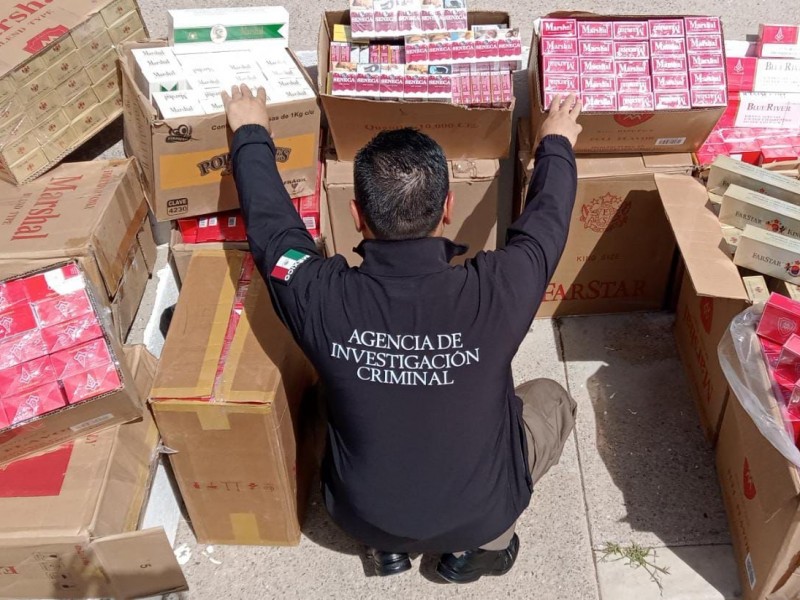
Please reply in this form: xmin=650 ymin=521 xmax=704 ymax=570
xmin=366 ymin=548 xmax=412 ymax=576
xmin=436 ymin=534 xmax=520 ymax=584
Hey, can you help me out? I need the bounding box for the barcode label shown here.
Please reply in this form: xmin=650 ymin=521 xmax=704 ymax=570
xmin=71 ymin=413 xmax=114 ymax=432
xmin=199 ymin=218 xmax=208 ymax=228
xmin=655 ymin=137 xmax=687 ymax=146
xmin=228 ymin=217 xmax=237 ymax=227
xmin=208 ymin=217 xmax=218 ymax=226
xmin=303 ymin=217 xmax=317 ymax=230
xmin=745 ymin=553 xmax=756 ymax=589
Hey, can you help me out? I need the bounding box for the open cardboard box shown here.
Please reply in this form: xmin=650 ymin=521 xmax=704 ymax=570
xmin=318 ymin=10 xmax=515 ymax=161
xmin=528 ymin=13 xmax=727 ymax=155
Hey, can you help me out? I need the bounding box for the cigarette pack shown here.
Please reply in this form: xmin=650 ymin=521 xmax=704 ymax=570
xmin=0 ymin=281 xmax=26 ymax=311
xmin=404 ymin=64 xmax=429 ymax=98
xmin=708 ymin=155 xmax=800 ymax=204
xmin=579 ymin=39 xmax=614 ymax=57
xmin=581 ymin=75 xmax=616 ymax=93
xmin=688 ymin=52 xmax=725 ymax=71
xmin=329 ymin=63 xmax=359 ymax=96
xmin=50 ymin=338 xmax=112 ymax=380
xmin=61 ymin=362 xmax=122 ymax=405
xmin=70 ymin=12 xmax=106 ymax=47
xmin=543 ymin=74 xmax=580 ymax=94
xmin=770 ymin=279 xmax=800 ymax=303
xmin=0 ymin=356 xmax=56 ymax=399
xmin=578 ymin=21 xmax=612 ymax=39
xmin=85 ymin=49 xmax=118 ymax=85
xmin=613 ymin=21 xmax=649 ymax=41
xmin=405 ymin=35 xmax=430 ymax=63
xmin=653 ymin=73 xmax=690 ymax=90
xmin=541 ymin=38 xmax=579 ymax=56
xmin=0 ymin=330 xmax=49 ymax=371
xmin=761 ymin=146 xmax=799 ymax=164
xmin=581 ymin=58 xmax=615 ymax=75
xmin=651 ymin=55 xmax=688 ymax=74
xmin=582 ymin=92 xmax=617 ymax=112
xmin=618 ymin=92 xmax=655 ymax=111
xmin=684 ymin=16 xmax=721 ymax=35
xmin=614 ymin=41 xmax=649 ymax=60
xmin=356 ymin=64 xmax=381 ymax=97
xmin=544 ymin=56 xmax=579 ymax=73
xmin=64 ymin=88 xmax=101 ymax=121
xmin=168 ymin=6 xmax=290 ymax=54
xmin=0 ymin=303 xmax=38 ymax=343
xmin=428 ymin=65 xmax=453 ymax=101
xmin=735 ymin=226 xmax=800 ymax=284
xmin=450 ymin=74 xmax=462 ymax=104
xmin=449 ymin=31 xmax=475 ymax=61
xmin=374 ymin=9 xmax=398 ymax=35
xmin=458 ymin=72 xmax=472 ymax=104
xmin=48 ymin=51 xmax=83 ymax=86
xmin=443 ymin=6 xmax=467 ymax=31
xmin=380 ymin=64 xmax=405 ymax=99
xmin=268 ymin=76 xmax=315 ymax=103
xmin=617 ymin=77 xmax=653 ymax=94
xmin=41 ymin=315 xmax=104 ymax=354
xmin=3 ymin=382 xmax=66 ymax=425
xmin=32 ymin=290 xmax=93 ymax=328
xmin=498 ymin=28 xmax=523 ymax=60
xmin=719 ymin=184 xmax=800 ymax=239
xmin=540 ymin=18 xmax=577 ymax=38
xmin=654 ymin=90 xmax=691 ymax=109
xmin=758 ymin=293 xmax=800 ymax=344
xmin=743 ymin=274 xmax=771 ymax=304
xmin=690 ymin=87 xmax=727 ymax=107
xmin=649 ymin=19 xmax=685 ymax=38
xmin=761 ymin=335 xmax=784 ymax=368
xmin=758 ymin=25 xmax=800 ymax=58
xmin=726 ymin=139 xmax=762 ymax=165
xmin=350 ymin=2 xmax=375 ymax=37
xmin=687 ymin=35 xmax=723 ymax=54
xmin=397 ymin=4 xmax=422 ymax=33
xmin=420 ymin=5 xmax=444 ymax=34
xmin=197 ymin=90 xmax=225 ymax=115
xmin=153 ymin=91 xmax=206 ymax=119
xmin=479 ymin=72 xmax=492 ymax=105
xmin=428 ymin=33 xmax=453 ymax=62
xmin=17 ymin=71 xmax=54 ymax=104
xmin=501 ymin=71 xmax=512 ymax=104
xmin=474 ymin=26 xmax=502 ymax=60
xmin=650 ymin=38 xmax=687 ymax=56
xmin=690 ymin=69 xmax=726 ymax=88
xmin=753 ymin=59 xmax=800 ymax=93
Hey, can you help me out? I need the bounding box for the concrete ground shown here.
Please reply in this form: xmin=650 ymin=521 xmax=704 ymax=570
xmin=70 ymin=0 xmax=788 ymax=597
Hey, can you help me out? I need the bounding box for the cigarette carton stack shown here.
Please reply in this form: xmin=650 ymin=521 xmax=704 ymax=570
xmin=327 ymin=1 xmax=519 ymax=107
xmin=0 ymin=0 xmax=147 ymax=184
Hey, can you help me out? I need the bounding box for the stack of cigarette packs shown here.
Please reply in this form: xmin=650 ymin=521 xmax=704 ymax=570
xmin=0 ymin=264 xmax=122 ymax=430
xmin=349 ymin=0 xmax=468 ymax=40
xmin=758 ymin=24 xmax=800 ymax=59
xmin=539 ymin=16 xmax=727 ymax=112
xmin=328 ymin=23 xmax=520 ymax=106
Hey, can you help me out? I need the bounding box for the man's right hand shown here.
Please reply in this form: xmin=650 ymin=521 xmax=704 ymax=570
xmin=538 ymin=94 xmax=583 ymax=148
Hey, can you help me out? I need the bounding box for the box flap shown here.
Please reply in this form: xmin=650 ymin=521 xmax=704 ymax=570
xmin=325 ymin=157 xmax=500 ymax=186
xmin=656 ymin=173 xmax=748 ymax=301
xmin=92 ymin=528 xmax=188 ymax=599
xmin=152 ymin=251 xmax=244 ymax=400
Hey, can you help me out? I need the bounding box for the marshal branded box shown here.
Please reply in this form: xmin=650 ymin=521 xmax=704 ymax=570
xmin=120 ymin=39 xmax=321 ymax=221
xmin=0 ymin=0 xmax=147 ymax=185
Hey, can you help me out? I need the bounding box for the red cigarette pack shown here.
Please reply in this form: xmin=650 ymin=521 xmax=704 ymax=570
xmin=617 ymin=77 xmax=653 ymax=94
xmin=450 ymin=74 xmax=461 ymax=104
xmin=761 ymin=146 xmax=799 ymax=164
xmin=581 ymin=92 xmax=617 ymax=111
xmin=428 ymin=34 xmax=452 ymax=62
xmin=618 ymin=92 xmax=655 ymax=111
xmin=479 ymin=72 xmax=491 ymax=105
xmin=0 ymin=280 xmax=27 ymax=311
xmin=649 ymin=19 xmax=685 ymax=38
xmin=61 ymin=362 xmax=121 ymax=405
xmin=613 ymin=21 xmax=648 ymax=41
xmin=397 ymin=8 xmax=421 ymax=32
xmin=41 ymin=315 xmax=103 ymax=354
xmin=758 ymin=293 xmax=800 ymax=345
xmin=615 ymin=59 xmax=651 ymax=77
xmin=689 ymin=52 xmax=724 ymax=70
xmin=356 ymin=67 xmax=381 ymax=97
xmin=541 ymin=38 xmax=578 ymax=56
xmin=759 ymin=24 xmax=800 ymax=46
xmin=687 ymin=34 xmax=723 ymax=54
xmin=541 ymin=18 xmax=577 ymax=38
xmin=684 ymin=16 xmax=721 ymax=35
xmin=577 ymin=21 xmax=612 ymax=39
xmin=0 ymin=329 xmax=49 ymax=370
xmin=450 ymin=32 xmax=475 ymax=61
xmin=651 ymin=55 xmax=688 ymax=74
xmin=726 ymin=140 xmax=762 ymax=164
xmin=581 ymin=75 xmax=615 ymax=93
xmin=405 ymin=35 xmax=429 ymax=63
xmin=420 ymin=7 xmax=443 ymax=33
xmin=653 ymin=72 xmax=690 ymax=90
xmin=498 ymin=29 xmax=522 ymax=59
xmin=580 ymin=58 xmax=615 ymax=75
xmin=490 ymin=71 xmax=503 ymax=106
xmin=543 ymin=56 xmax=579 ymax=74
xmin=690 ymin=69 xmax=726 ymax=88
xmin=457 ymin=72 xmax=471 ymax=104
xmin=176 ymin=217 xmax=199 ymax=243
xmin=3 ymin=381 xmax=66 ymax=426
xmin=579 ymin=39 xmax=613 ymax=57
xmin=0 ymin=356 xmax=56 ymax=399
xmin=614 ymin=41 xmax=649 ymax=60
xmin=501 ymin=72 xmax=512 ymax=105
xmin=650 ymin=38 xmax=687 ymax=56
xmin=0 ymin=303 xmax=38 ymax=343
xmin=443 ymin=8 xmax=467 ymax=31
xmin=32 ymin=289 xmax=93 ymax=328
xmin=762 ymin=337 xmax=783 ymax=369
xmin=776 ymin=334 xmax=800 ymax=383
xmin=373 ymin=10 xmax=397 ymax=34
xmin=543 ymin=74 xmax=580 ymax=94
xmin=0 ymin=406 xmax=8 ymax=430
xmin=379 ymin=64 xmax=405 ymax=99
xmin=330 ymin=68 xmax=358 ymax=95
xmin=20 ymin=264 xmax=84 ymax=302
xmin=50 ymin=338 xmax=112 ymax=379
xmin=690 ymin=87 xmax=727 ymax=107
xmin=350 ymin=10 xmax=375 ymax=36
xmin=726 ymin=56 xmax=756 ymax=91
xmin=654 ymin=90 xmax=691 ymax=110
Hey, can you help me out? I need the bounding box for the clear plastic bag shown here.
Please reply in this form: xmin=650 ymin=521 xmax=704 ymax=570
xmin=718 ymin=304 xmax=800 ymax=467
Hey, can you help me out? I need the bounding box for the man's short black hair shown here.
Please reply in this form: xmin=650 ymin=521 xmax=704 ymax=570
xmin=353 ymin=128 xmax=450 ymax=240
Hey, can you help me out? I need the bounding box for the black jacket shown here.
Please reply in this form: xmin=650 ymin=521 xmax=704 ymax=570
xmin=231 ymin=125 xmax=577 ymax=553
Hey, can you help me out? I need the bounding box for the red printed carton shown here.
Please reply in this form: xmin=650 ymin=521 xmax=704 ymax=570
xmin=541 ymin=18 xmax=577 ymax=38
xmin=0 ymin=281 xmax=27 ymax=311
xmin=581 ymin=92 xmax=617 ymax=111
xmin=614 ymin=41 xmax=649 ymax=59
xmin=581 ymin=75 xmax=616 ymax=93
xmin=652 ymin=55 xmax=688 ymax=74
xmin=654 ymin=90 xmax=691 ymax=110
xmin=0 ymin=303 xmax=38 ymax=343
xmin=688 ymin=52 xmax=724 ymax=70
xmin=0 ymin=330 xmax=49 ymax=370
xmin=20 ymin=264 xmax=84 ymax=303
xmin=613 ymin=21 xmax=648 ymax=40
xmin=617 ymin=77 xmax=653 ymax=94
xmin=579 ymin=39 xmax=613 ymax=57
xmin=615 ymin=59 xmax=650 ymax=76
xmin=543 ymin=74 xmax=580 ymax=93
xmin=543 ymin=56 xmax=579 ymax=74
xmin=0 ymin=356 xmax=56 ymax=399
xmin=618 ymin=92 xmax=655 ymax=111
xmin=653 ymin=73 xmax=690 ymax=90
xmin=757 ymin=293 xmax=800 ymax=345
xmin=581 ymin=58 xmax=615 ymax=75
xmin=690 ymin=87 xmax=727 ymax=107
xmin=32 ymin=289 xmax=93 ymax=328
xmin=578 ymin=21 xmax=612 ymax=39
xmin=3 ymin=382 xmax=66 ymax=426
xmin=684 ymin=16 xmax=721 ymax=35
xmin=649 ymin=19 xmax=685 ymax=38
xmin=41 ymin=315 xmax=104 ymax=354
xmin=61 ymin=362 xmax=122 ymax=405
xmin=541 ymin=38 xmax=578 ymax=56
xmin=51 ymin=338 xmax=113 ymax=379
xmin=687 ymin=35 xmax=723 ymax=54
xmin=650 ymin=38 xmax=687 ymax=56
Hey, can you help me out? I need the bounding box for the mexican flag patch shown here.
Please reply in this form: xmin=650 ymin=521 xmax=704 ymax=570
xmin=271 ymin=249 xmax=311 ymax=283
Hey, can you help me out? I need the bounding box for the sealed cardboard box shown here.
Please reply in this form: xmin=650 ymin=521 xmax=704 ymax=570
xmin=516 ymin=120 xmax=689 ymax=318
xmin=150 ymin=251 xmax=319 ymax=545
xmin=657 ymin=174 xmax=751 ymax=442
xmin=318 ymin=11 xmax=515 ymax=161
xmin=0 ymin=0 xmax=147 ymax=185
xmin=119 ymin=39 xmax=321 ymax=221
xmin=529 ymin=14 xmax=727 ymax=155
xmin=0 ymin=159 xmax=156 ymax=342
xmin=0 ymin=346 xmax=188 ymax=599
xmin=324 ymin=153 xmax=499 ymax=266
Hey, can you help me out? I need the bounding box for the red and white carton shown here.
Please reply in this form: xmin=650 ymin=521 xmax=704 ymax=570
xmin=577 ymin=21 xmax=612 ymax=39
xmin=543 ymin=74 xmax=580 ymax=94
xmin=329 ymin=63 xmax=358 ymax=96
xmin=653 ymin=72 xmax=690 ymax=90
xmin=614 ymin=41 xmax=649 ymax=60
xmin=688 ymin=52 xmax=725 ymax=70
xmin=757 ymin=293 xmax=800 ymax=344
xmin=0 ymin=356 xmax=56 ymax=399
xmin=543 ymin=56 xmax=579 ymax=74
xmin=776 ymin=334 xmax=800 ymax=383
xmin=684 ymin=16 xmax=722 ymax=35
xmin=457 ymin=71 xmax=471 ymax=104
xmin=350 ymin=5 xmax=376 ymax=37
xmin=41 ymin=315 xmax=104 ymax=354
xmin=379 ymin=64 xmax=405 ymax=99
xmin=420 ymin=5 xmax=446 ymax=33
xmin=613 ymin=21 xmax=649 ymax=41
xmin=579 ymin=39 xmax=613 ymax=57
xmin=498 ymin=28 xmax=523 ymax=60
xmin=726 ymin=56 xmax=756 ymax=91
xmin=690 ymin=69 xmax=726 ymax=88
xmin=427 ymin=64 xmax=452 ymax=101
xmin=687 ymin=34 xmax=723 ymax=54
xmin=581 ymin=75 xmax=615 ymax=93
xmin=760 ymin=24 xmax=800 ymax=46
xmin=580 ymin=57 xmax=615 ymax=75
xmin=3 ymin=381 xmax=66 ymax=425
xmin=50 ymin=338 xmax=113 ymax=379
xmin=451 ymin=74 xmax=462 ymax=104
xmin=615 ymin=59 xmax=650 ymax=77
xmin=762 ymin=337 xmax=783 ymax=369
xmin=0 ymin=303 xmax=38 ymax=343
xmin=761 ymin=146 xmax=799 ymax=164
xmin=491 ymin=71 xmax=504 ymax=106
xmin=618 ymin=92 xmax=655 ymax=111
xmin=581 ymin=92 xmax=617 ymax=111
xmin=540 ymin=18 xmax=577 ymax=38
xmin=0 ymin=407 xmax=8 ymax=430
xmin=541 ymin=37 xmax=579 ymax=56
xmin=691 ymin=87 xmax=727 ymax=107
xmin=398 ymin=6 xmax=422 ymax=33
xmin=654 ymin=90 xmax=691 ymax=109
xmin=405 ymin=35 xmax=429 ymax=63
xmin=0 ymin=280 xmax=27 ymax=311
xmin=373 ymin=8 xmax=398 ymax=34
xmin=450 ymin=31 xmax=475 ymax=62
xmin=650 ymin=38 xmax=687 ymax=56
xmin=500 ymin=71 xmax=512 ymax=104
xmin=474 ymin=26 xmax=501 ymax=60
xmin=649 ymin=19 xmax=685 ymax=38
xmin=617 ymin=76 xmax=652 ymax=94
xmin=427 ymin=33 xmax=452 ymax=62
xmin=443 ymin=7 xmax=467 ymax=31
xmin=61 ymin=362 xmax=121 ymax=405
xmin=0 ymin=330 xmax=49 ymax=371
xmin=21 ymin=264 xmax=84 ymax=303
xmin=356 ymin=64 xmax=381 ymax=97
xmin=651 ymin=55 xmax=688 ymax=74
xmin=479 ymin=72 xmax=492 ymax=105
xmin=32 ymin=289 xmax=93 ymax=328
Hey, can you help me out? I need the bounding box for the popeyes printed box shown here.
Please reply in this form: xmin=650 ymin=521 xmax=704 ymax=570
xmin=0 ymin=0 xmax=147 ymax=185
xmin=529 ymin=13 xmax=728 ymax=154
xmin=515 ymin=120 xmax=689 ymax=318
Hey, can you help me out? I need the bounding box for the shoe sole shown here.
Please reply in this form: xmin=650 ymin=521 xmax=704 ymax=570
xmin=435 ymin=560 xmax=514 ymax=584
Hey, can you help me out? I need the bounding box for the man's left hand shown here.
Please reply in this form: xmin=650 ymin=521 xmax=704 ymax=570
xmin=221 ymin=84 xmax=269 ymax=133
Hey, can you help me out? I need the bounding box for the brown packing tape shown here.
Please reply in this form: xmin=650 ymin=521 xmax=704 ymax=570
xmin=230 ymin=513 xmax=262 ymax=545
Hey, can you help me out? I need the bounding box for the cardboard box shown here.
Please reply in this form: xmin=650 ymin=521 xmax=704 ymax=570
xmin=319 ymin=11 xmax=514 ymax=161
xmin=515 ymin=120 xmax=689 ymax=318
xmin=657 ymin=174 xmax=750 ymax=442
xmin=529 ymin=14 xmax=728 ymax=154
xmin=325 ymin=153 xmax=499 ymax=266
xmin=120 ymin=40 xmax=321 ymax=221
xmin=0 ymin=346 xmax=187 ymax=599
xmin=0 ymin=0 xmax=147 ymax=185
xmin=150 ymin=251 xmax=319 ymax=545
xmin=0 ymin=159 xmax=156 ymax=342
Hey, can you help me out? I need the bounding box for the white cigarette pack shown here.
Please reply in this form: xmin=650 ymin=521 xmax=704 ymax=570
xmin=708 ymin=155 xmax=800 ymax=205
xmin=131 ymin=48 xmax=188 ymax=99
xmin=168 ymin=6 xmax=289 ymax=54
xmin=734 ymin=224 xmax=800 ymax=283
xmin=198 ymin=89 xmax=225 ymax=114
xmin=152 ymin=90 xmax=206 ymax=119
xmin=720 ymin=184 xmax=800 ymax=239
